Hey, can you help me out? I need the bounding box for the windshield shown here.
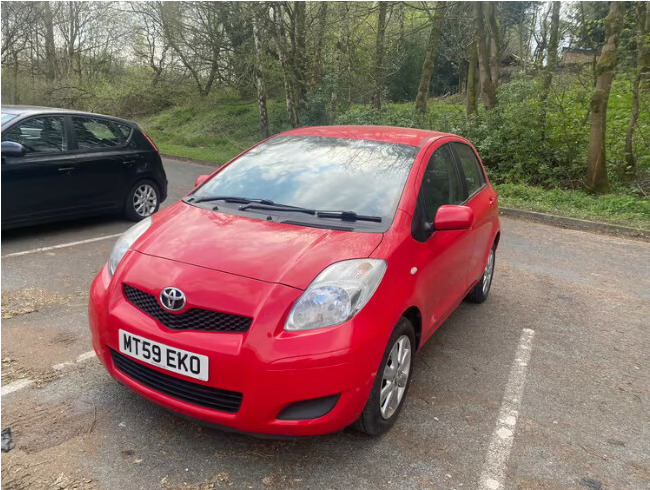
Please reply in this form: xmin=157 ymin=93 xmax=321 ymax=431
xmin=1 ymin=113 xmax=18 ymax=125
xmin=192 ymin=136 xmax=418 ymax=226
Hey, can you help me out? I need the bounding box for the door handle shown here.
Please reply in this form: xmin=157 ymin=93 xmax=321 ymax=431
xmin=58 ymin=167 xmax=75 ymax=172
xmin=122 ymin=160 xmax=136 ymax=167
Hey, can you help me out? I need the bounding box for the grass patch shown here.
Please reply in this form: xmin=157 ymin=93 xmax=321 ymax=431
xmin=496 ymin=183 xmax=650 ymax=230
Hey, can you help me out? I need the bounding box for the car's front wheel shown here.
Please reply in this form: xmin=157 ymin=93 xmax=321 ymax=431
xmin=353 ymin=317 xmax=415 ymax=436
xmin=124 ymin=180 xmax=160 ymax=221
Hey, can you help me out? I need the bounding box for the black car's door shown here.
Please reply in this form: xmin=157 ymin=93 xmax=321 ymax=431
xmin=68 ymin=116 xmax=132 ymax=211
xmin=1 ymin=115 xmax=76 ymax=224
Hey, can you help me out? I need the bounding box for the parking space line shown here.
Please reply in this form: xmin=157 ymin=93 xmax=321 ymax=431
xmin=2 ymin=233 xmax=122 ymax=258
xmin=2 ymin=350 xmax=96 ymax=397
xmin=478 ymin=328 xmax=535 ymax=490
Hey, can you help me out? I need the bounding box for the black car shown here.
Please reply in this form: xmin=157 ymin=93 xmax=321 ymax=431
xmin=1 ymin=106 xmax=168 ymax=229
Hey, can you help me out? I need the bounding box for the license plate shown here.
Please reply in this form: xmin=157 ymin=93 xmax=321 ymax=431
xmin=118 ymin=329 xmax=209 ymax=381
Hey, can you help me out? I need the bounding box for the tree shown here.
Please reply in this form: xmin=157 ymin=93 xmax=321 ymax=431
xmin=251 ymin=4 xmax=268 ymax=139
xmin=624 ymin=2 xmax=650 ymax=179
xmin=371 ymin=2 xmax=388 ymax=109
xmin=475 ymin=2 xmax=497 ymax=109
xmin=414 ymin=3 xmax=448 ymax=115
xmin=586 ymin=2 xmax=624 ymax=194
xmin=539 ymin=2 xmax=561 ymax=134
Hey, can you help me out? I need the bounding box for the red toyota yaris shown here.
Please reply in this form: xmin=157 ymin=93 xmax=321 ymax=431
xmin=89 ymin=126 xmax=500 ymax=436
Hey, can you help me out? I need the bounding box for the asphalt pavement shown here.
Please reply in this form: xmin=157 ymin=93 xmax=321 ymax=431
xmin=1 ymin=158 xmax=649 ymax=490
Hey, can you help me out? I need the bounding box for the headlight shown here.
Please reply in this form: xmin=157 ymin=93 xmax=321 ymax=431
xmin=108 ymin=217 xmax=152 ymax=277
xmin=285 ymin=259 xmax=387 ymax=331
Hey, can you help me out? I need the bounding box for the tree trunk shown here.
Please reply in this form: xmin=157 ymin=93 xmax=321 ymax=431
xmin=624 ymin=3 xmax=650 ymax=179
xmin=539 ymin=2 xmax=561 ymax=134
xmin=43 ymin=1 xmax=57 ymax=81
xmin=292 ymin=1 xmax=307 ymax=112
xmin=251 ymin=8 xmax=268 ymax=139
xmin=466 ymin=40 xmax=478 ymax=115
xmin=475 ymin=2 xmax=497 ymax=109
xmin=414 ymin=3 xmax=448 ymax=115
xmin=273 ymin=4 xmax=299 ymax=127
xmin=329 ymin=2 xmax=346 ymax=123
xmin=586 ymin=2 xmax=624 ymax=194
xmin=310 ymin=2 xmax=328 ymax=90
xmin=372 ymin=2 xmax=388 ymax=110
xmin=486 ymin=2 xmax=499 ymax=87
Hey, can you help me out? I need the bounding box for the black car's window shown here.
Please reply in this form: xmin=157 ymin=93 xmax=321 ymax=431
xmin=2 ymin=116 xmax=67 ymax=153
xmin=73 ymin=117 xmax=122 ymax=149
xmin=415 ymin=144 xmax=463 ymax=224
xmin=453 ymin=142 xmax=485 ymax=196
xmin=192 ymin=136 xmax=418 ymax=225
xmin=116 ymin=123 xmax=132 ymax=140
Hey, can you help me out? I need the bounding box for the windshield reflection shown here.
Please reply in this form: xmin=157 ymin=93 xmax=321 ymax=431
xmin=194 ymin=136 xmax=418 ymax=220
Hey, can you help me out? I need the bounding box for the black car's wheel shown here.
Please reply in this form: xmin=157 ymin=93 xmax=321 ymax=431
xmin=353 ymin=317 xmax=415 ymax=436
xmin=466 ymin=246 xmax=495 ymax=304
xmin=124 ymin=180 xmax=160 ymax=221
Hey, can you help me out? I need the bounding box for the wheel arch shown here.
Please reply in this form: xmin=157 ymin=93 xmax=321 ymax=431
xmin=401 ymin=306 xmax=422 ymax=351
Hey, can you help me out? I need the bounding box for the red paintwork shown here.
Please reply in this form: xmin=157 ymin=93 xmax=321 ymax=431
xmin=88 ymin=126 xmax=500 ymax=436
xmin=434 ymin=205 xmax=474 ymax=231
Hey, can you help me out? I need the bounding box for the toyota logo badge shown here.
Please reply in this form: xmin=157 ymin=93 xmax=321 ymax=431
xmin=159 ymin=287 xmax=186 ymax=312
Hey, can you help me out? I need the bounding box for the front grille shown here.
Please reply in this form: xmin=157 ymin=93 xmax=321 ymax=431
xmin=111 ymin=349 xmax=243 ymax=413
xmin=123 ymin=284 xmax=252 ymax=333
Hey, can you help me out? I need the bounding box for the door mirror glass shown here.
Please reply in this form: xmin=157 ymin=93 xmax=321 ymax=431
xmin=195 ymin=174 xmax=210 ymax=188
xmin=1 ymin=141 xmax=26 ymax=157
xmin=434 ymin=205 xmax=474 ymax=231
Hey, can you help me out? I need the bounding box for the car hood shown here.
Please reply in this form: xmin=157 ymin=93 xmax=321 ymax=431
xmin=134 ymin=202 xmax=384 ymax=290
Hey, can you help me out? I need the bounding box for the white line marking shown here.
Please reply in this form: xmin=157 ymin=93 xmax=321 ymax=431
xmin=1 ymin=350 xmax=97 ymax=397
xmin=478 ymin=328 xmax=535 ymax=490
xmin=2 ymin=233 xmax=122 ymax=258
xmin=1 ymin=379 xmax=34 ymax=396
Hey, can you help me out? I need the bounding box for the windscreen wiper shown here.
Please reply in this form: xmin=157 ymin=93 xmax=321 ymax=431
xmin=315 ymin=210 xmax=382 ymax=222
xmin=238 ymin=202 xmax=316 ymax=215
xmin=188 ymin=196 xmax=276 ymax=205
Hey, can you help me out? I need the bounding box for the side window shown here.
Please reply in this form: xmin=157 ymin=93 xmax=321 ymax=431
xmin=73 ymin=117 xmax=122 ymax=150
xmin=2 ymin=116 xmax=67 ymax=154
xmin=115 ymin=123 xmax=132 ymax=140
xmin=415 ymin=144 xmax=463 ymax=225
xmin=454 ymin=143 xmax=486 ymax=196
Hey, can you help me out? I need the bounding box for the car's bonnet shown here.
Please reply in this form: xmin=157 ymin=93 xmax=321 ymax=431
xmin=133 ymin=202 xmax=384 ymax=290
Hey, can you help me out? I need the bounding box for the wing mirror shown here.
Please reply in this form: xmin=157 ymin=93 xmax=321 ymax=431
xmin=194 ymin=174 xmax=210 ymax=188
xmin=1 ymin=141 xmax=26 ymax=157
xmin=434 ymin=205 xmax=474 ymax=231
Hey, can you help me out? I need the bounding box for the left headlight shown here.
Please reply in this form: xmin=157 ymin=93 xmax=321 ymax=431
xmin=285 ymin=259 xmax=387 ymax=331
xmin=108 ymin=217 xmax=152 ymax=277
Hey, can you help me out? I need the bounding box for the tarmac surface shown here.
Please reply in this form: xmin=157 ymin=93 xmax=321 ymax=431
xmin=1 ymin=158 xmax=649 ymax=489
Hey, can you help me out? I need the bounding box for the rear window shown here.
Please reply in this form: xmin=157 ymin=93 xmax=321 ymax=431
xmin=72 ymin=117 xmax=122 ymax=149
xmin=192 ymin=136 xmax=418 ymax=226
xmin=453 ymin=142 xmax=486 ymax=196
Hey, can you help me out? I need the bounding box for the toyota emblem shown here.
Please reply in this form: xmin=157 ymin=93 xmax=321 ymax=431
xmin=159 ymin=287 xmax=186 ymax=312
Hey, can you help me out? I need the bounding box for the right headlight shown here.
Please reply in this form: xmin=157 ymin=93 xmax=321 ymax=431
xmin=285 ymin=259 xmax=387 ymax=331
xmin=108 ymin=217 xmax=151 ymax=277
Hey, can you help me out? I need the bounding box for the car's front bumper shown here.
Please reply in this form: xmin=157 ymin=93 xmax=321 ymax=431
xmin=88 ymin=254 xmax=388 ymax=436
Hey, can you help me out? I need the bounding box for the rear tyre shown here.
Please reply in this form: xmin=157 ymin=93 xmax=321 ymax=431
xmin=466 ymin=246 xmax=495 ymax=304
xmin=353 ymin=317 xmax=415 ymax=436
xmin=124 ymin=180 xmax=160 ymax=221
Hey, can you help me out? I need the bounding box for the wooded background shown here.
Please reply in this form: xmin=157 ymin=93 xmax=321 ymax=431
xmin=2 ymin=1 xmax=649 ymax=209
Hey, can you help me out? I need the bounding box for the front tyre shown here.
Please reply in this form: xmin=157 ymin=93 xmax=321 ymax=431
xmin=353 ymin=317 xmax=415 ymax=436
xmin=466 ymin=246 xmax=495 ymax=304
xmin=124 ymin=180 xmax=160 ymax=221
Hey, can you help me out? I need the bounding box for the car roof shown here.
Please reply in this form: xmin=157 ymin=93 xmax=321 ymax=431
xmin=1 ymin=105 xmax=135 ymax=125
xmin=282 ymin=125 xmax=453 ymax=147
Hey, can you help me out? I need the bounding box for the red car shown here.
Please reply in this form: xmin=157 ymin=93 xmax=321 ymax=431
xmin=89 ymin=126 xmax=500 ymax=436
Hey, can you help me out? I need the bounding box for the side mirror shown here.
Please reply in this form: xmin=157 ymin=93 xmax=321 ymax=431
xmin=194 ymin=174 xmax=210 ymax=188
xmin=1 ymin=141 xmax=26 ymax=157
xmin=434 ymin=205 xmax=474 ymax=231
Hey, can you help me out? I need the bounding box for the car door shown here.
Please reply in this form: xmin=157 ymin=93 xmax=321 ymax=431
xmin=451 ymin=141 xmax=498 ymax=284
xmin=1 ymin=115 xmax=75 ymax=224
xmin=69 ymin=116 xmax=132 ymax=211
xmin=409 ymin=142 xmax=474 ymax=339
